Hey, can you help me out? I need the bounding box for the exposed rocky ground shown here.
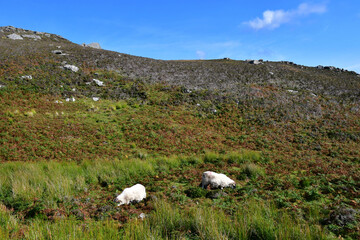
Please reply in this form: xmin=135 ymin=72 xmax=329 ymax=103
xmin=1 ymin=26 xmax=359 ymax=101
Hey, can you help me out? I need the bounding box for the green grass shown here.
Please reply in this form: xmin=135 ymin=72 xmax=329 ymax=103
xmin=124 ymin=199 xmax=335 ymax=240
xmin=0 ymin=152 xmax=357 ymax=239
xmin=0 ymin=36 xmax=359 ymax=239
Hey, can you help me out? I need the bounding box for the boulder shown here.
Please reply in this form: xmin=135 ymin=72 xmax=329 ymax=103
xmin=248 ymin=60 xmax=262 ymax=65
xmin=287 ymin=90 xmax=298 ymax=93
xmin=93 ymin=79 xmax=104 ymax=86
xmin=7 ymin=33 xmax=23 ymax=40
xmin=64 ymin=64 xmax=79 ymax=72
xmin=3 ymin=26 xmax=16 ymax=32
xmin=22 ymin=34 xmax=41 ymax=40
xmin=52 ymin=50 xmax=63 ymax=55
xmin=83 ymin=42 xmax=101 ymax=49
xmin=21 ymin=75 xmax=33 ymax=80
xmin=326 ymin=207 xmax=358 ymax=226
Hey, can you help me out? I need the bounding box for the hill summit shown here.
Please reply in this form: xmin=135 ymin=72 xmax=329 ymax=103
xmin=1 ymin=25 xmax=359 ymax=102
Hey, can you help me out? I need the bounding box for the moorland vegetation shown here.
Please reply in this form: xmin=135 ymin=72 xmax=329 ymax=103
xmin=0 ymin=26 xmax=359 ymax=239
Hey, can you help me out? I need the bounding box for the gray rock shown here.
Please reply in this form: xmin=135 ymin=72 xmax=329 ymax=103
xmin=206 ymin=190 xmax=227 ymax=199
xmin=3 ymin=26 xmax=16 ymax=32
xmin=21 ymin=75 xmax=33 ymax=80
xmin=83 ymin=42 xmax=101 ymax=49
xmin=327 ymin=207 xmax=358 ymax=226
xmin=7 ymin=33 xmax=23 ymax=40
xmin=64 ymin=64 xmax=79 ymax=72
xmin=22 ymin=34 xmax=41 ymax=40
xmin=248 ymin=60 xmax=262 ymax=65
xmin=317 ymin=65 xmax=324 ymax=69
xmin=93 ymin=79 xmax=104 ymax=86
xmin=287 ymin=89 xmax=298 ymax=94
xmin=52 ymin=50 xmax=63 ymax=55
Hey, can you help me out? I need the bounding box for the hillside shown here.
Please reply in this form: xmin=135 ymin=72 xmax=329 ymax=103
xmin=0 ymin=26 xmax=359 ymax=239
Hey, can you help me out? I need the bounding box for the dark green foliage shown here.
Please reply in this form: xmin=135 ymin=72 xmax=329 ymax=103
xmin=185 ymin=187 xmax=207 ymax=198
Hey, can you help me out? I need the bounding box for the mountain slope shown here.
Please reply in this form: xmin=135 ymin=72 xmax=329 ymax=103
xmin=0 ymin=26 xmax=359 ymax=239
xmin=1 ymin=26 xmax=359 ymax=100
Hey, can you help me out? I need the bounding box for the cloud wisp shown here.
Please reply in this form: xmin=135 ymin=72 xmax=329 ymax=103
xmin=244 ymin=3 xmax=327 ymax=30
xmin=196 ymin=50 xmax=206 ymax=60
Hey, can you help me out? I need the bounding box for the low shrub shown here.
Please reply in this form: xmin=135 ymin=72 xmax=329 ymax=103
xmin=185 ymin=187 xmax=207 ymax=198
xmin=242 ymin=163 xmax=265 ymax=179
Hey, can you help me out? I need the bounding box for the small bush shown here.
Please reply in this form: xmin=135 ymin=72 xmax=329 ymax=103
xmin=225 ymin=150 xmax=262 ymax=164
xmin=299 ymin=177 xmax=311 ymax=189
xmin=185 ymin=187 xmax=207 ymax=198
xmin=115 ymin=100 xmax=128 ymax=109
xmin=242 ymin=163 xmax=265 ymax=179
xmin=203 ymin=152 xmax=222 ymax=164
xmin=304 ymin=188 xmax=321 ymax=201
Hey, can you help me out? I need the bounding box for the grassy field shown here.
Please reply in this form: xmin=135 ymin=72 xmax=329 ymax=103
xmin=0 ymin=27 xmax=359 ymax=239
xmin=0 ymin=153 xmax=341 ymax=239
xmin=0 ymin=85 xmax=359 ymax=239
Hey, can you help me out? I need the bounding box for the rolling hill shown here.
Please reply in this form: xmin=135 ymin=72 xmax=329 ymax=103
xmin=0 ymin=26 xmax=359 ymax=239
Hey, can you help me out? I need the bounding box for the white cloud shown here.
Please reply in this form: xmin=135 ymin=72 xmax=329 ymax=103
xmin=245 ymin=2 xmax=327 ymax=30
xmin=196 ymin=50 xmax=206 ymax=60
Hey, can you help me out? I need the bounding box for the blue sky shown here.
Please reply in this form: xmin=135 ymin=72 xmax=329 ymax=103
xmin=1 ymin=0 xmax=359 ymax=72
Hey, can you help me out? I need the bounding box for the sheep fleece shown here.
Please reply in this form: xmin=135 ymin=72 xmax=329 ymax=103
xmin=201 ymin=171 xmax=235 ymax=189
xmin=116 ymin=184 xmax=146 ymax=206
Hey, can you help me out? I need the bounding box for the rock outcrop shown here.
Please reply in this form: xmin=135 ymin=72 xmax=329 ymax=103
xmin=82 ymin=42 xmax=101 ymax=49
xmin=7 ymin=33 xmax=23 ymax=40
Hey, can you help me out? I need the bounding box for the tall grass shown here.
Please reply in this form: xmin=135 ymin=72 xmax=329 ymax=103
xmin=0 ymin=152 xmax=338 ymax=239
xmin=0 ymin=157 xmax=179 ymax=210
xmin=124 ymin=199 xmax=335 ymax=240
xmin=0 ymin=204 xmax=120 ymax=239
xmin=0 ymin=199 xmax=335 ymax=240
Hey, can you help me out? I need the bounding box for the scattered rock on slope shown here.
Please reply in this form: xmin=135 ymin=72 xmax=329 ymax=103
xmin=82 ymin=42 xmax=101 ymax=49
xmin=63 ymin=64 xmax=79 ymax=72
xmin=7 ymin=33 xmax=23 ymax=40
xmin=22 ymin=34 xmax=41 ymax=40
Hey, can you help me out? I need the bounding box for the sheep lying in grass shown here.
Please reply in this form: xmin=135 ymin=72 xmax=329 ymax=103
xmin=115 ymin=184 xmax=146 ymax=206
xmin=201 ymin=171 xmax=236 ymax=189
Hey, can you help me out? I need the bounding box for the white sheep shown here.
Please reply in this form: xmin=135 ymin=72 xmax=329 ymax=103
xmin=115 ymin=184 xmax=146 ymax=206
xmin=201 ymin=171 xmax=236 ymax=189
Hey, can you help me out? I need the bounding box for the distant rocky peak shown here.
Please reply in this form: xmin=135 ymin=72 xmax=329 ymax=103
xmin=82 ymin=42 xmax=101 ymax=49
xmin=0 ymin=25 xmax=67 ymax=42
